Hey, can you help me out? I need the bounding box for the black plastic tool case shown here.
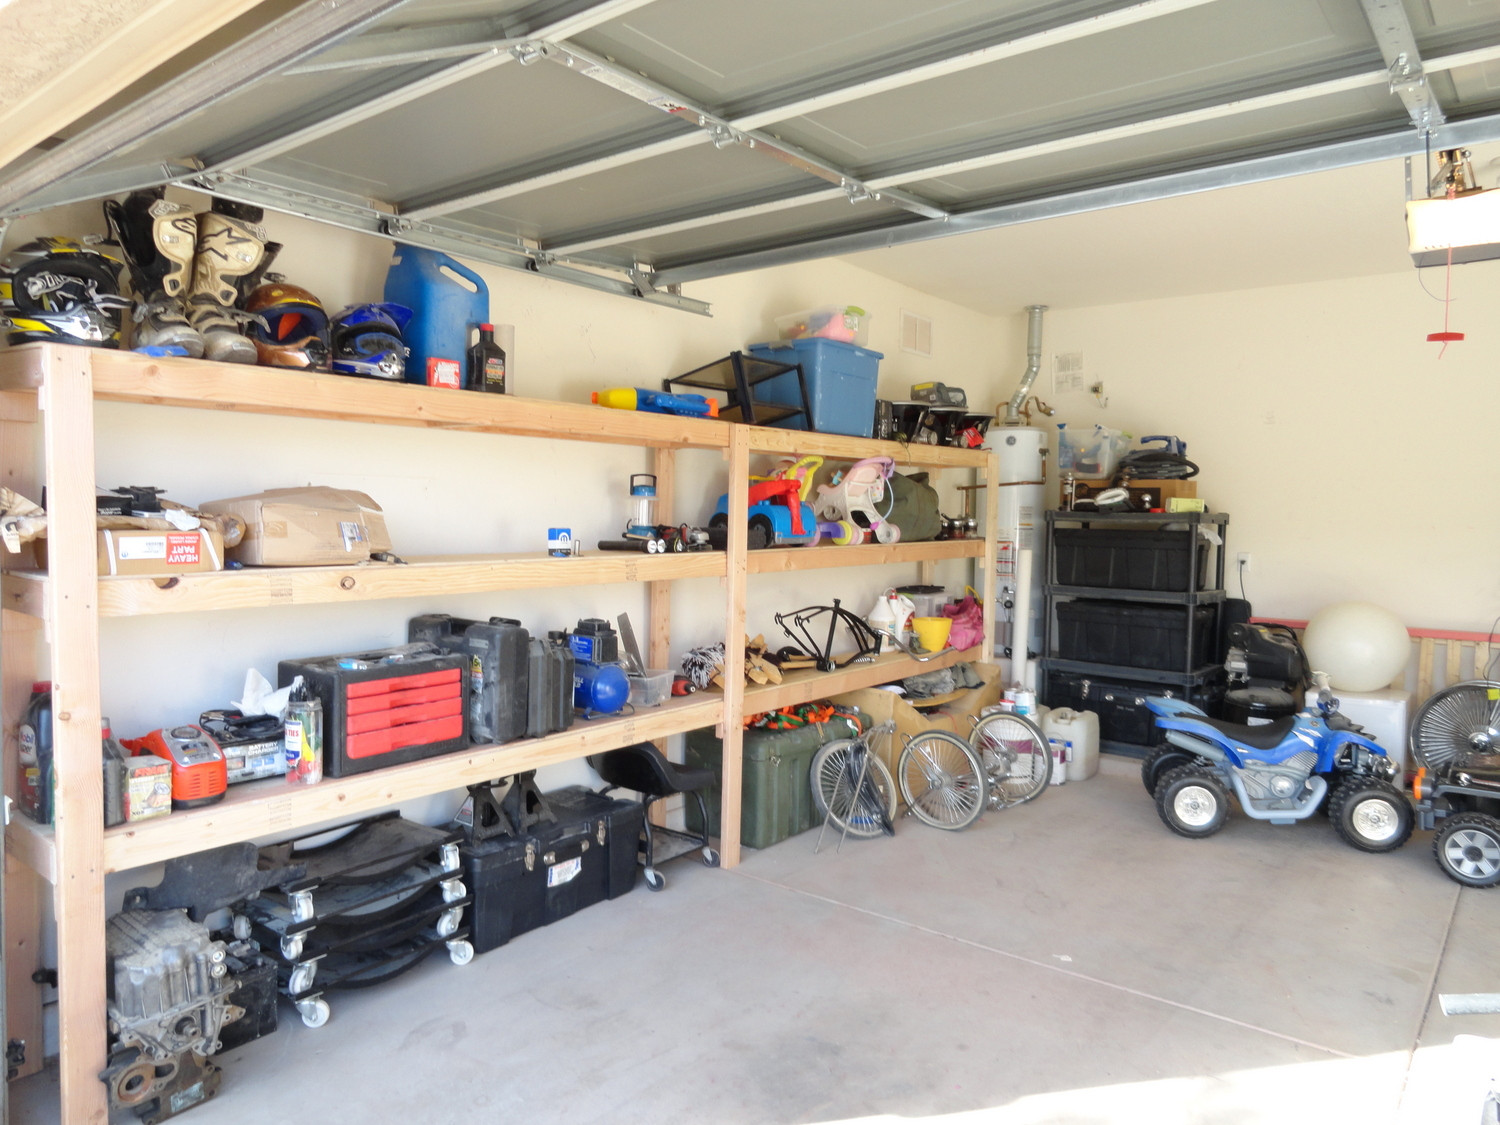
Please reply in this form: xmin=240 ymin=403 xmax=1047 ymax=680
xmin=457 ymin=775 xmax=642 ymax=955
xmin=407 ymin=613 xmax=530 ymax=745
xmin=527 ymin=635 xmax=576 ymax=737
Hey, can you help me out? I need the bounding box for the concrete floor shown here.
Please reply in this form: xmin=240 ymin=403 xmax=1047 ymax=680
xmin=15 ymin=754 xmax=1500 ymax=1124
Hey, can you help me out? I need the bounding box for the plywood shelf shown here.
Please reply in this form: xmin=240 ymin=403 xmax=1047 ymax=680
xmin=3 ymin=550 xmax=726 ymax=619
xmin=744 ymin=426 xmax=991 ymax=468
xmin=6 ymin=695 xmax=720 ymax=879
xmin=737 ymin=645 xmax=980 ymax=715
xmin=747 ymin=539 xmax=984 ymax=574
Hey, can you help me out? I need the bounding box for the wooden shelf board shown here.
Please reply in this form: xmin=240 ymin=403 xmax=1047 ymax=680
xmin=748 ymin=539 xmax=983 ymax=573
xmin=744 ymin=427 xmax=991 ymax=468
xmin=8 ymin=695 xmax=722 ymax=880
xmin=737 ymin=645 xmax=981 ymax=714
xmin=4 ymin=551 xmax=727 ymax=618
xmin=0 ymin=345 xmax=730 ymax=451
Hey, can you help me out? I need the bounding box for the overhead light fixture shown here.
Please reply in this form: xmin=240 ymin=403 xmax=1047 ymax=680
xmin=1407 ymin=148 xmax=1500 ymax=267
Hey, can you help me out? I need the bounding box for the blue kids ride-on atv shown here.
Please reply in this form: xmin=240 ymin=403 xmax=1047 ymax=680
xmin=1142 ymin=691 xmax=1412 ymax=853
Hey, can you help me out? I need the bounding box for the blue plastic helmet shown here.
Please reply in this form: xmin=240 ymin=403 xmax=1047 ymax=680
xmin=329 ymin=302 xmax=412 ymax=380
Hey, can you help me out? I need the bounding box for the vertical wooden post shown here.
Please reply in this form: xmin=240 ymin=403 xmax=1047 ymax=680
xmin=0 ymin=374 xmax=45 ymax=1079
xmin=980 ymin=450 xmax=999 ymax=663
xmin=40 ymin=347 xmax=108 ymax=1124
xmin=647 ymin=447 xmax=675 ymax=677
xmin=717 ymin=428 xmax=750 ymax=868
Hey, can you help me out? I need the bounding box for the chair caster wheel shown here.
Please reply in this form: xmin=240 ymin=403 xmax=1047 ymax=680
xmin=644 ymin=867 xmax=666 ymax=891
xmin=702 ymin=847 xmax=719 ymax=867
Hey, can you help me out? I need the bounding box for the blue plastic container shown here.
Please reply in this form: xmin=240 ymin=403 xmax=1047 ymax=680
xmin=383 ymin=247 xmax=490 ymax=388
xmin=747 ymin=338 xmax=882 ymax=437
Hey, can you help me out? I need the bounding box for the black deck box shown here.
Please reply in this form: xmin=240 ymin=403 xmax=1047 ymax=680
xmin=461 ymin=785 xmax=643 ymax=955
xmin=1053 ymin=528 xmax=1208 ymax=591
xmin=1044 ymin=670 xmax=1224 ymax=748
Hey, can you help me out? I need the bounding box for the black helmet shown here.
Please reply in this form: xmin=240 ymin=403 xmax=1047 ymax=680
xmin=330 ymin=303 xmax=411 ymax=380
xmin=0 ymin=237 xmax=129 ymax=347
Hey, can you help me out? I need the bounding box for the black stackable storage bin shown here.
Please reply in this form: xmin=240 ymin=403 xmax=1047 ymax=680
xmin=458 ymin=777 xmax=642 ymax=955
xmin=1052 ymin=528 xmax=1208 ymax=591
xmin=1054 ymin=600 xmax=1217 ymax=670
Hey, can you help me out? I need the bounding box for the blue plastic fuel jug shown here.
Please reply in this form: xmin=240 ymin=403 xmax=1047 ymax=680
xmin=383 ymin=247 xmax=490 ymax=388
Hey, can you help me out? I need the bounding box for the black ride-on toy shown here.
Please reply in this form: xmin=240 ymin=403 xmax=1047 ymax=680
xmin=1409 ymin=680 xmax=1500 ymax=887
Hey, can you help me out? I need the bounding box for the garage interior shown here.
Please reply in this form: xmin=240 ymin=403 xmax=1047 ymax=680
xmin=3 ymin=0 xmax=1500 ymax=1122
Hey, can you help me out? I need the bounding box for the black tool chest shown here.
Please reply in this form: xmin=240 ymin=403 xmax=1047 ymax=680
xmin=455 ymin=773 xmax=643 ymax=955
xmin=1040 ymin=511 xmax=1230 ymax=754
xmin=239 ymin=813 xmax=474 ymax=1028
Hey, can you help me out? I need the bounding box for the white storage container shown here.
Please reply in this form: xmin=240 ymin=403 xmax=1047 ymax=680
xmin=1043 ymin=708 xmax=1100 ymax=782
xmin=1303 ymin=687 xmax=1411 ymax=777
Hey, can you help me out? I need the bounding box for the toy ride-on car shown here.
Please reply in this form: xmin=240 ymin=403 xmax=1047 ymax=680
xmin=1409 ymin=680 xmax=1500 ymax=887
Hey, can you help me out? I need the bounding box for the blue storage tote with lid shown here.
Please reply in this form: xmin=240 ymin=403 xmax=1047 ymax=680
xmin=746 ymin=337 xmax=882 ymax=437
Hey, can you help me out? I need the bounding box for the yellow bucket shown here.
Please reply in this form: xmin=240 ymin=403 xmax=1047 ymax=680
xmin=911 ymin=616 xmax=952 ymax=653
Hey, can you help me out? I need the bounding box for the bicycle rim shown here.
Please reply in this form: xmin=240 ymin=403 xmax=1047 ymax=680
xmin=898 ymin=731 xmax=987 ymax=830
xmin=810 ymin=739 xmax=897 ymax=838
xmin=972 ymin=711 xmax=1051 ymax=807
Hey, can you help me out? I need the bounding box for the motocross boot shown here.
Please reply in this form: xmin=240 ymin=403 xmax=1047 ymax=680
xmin=102 ymin=188 xmax=205 ymax=357
xmin=185 ymin=199 xmax=280 ymax=364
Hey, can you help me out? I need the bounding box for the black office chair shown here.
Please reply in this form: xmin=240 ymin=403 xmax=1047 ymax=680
xmin=588 ymin=742 xmax=720 ymax=891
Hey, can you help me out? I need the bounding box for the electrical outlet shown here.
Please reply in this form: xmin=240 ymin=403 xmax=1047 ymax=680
xmin=1237 ymin=552 xmax=1251 ymax=573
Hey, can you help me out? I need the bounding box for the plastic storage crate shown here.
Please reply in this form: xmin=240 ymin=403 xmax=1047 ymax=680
xmin=1044 ymin=670 xmax=1224 ymax=748
xmin=683 ymin=718 xmax=860 ymax=848
xmin=1052 ymin=528 xmax=1208 ymax=592
xmin=1054 ymin=600 xmax=1218 ymax=670
xmin=747 ymin=337 xmax=882 ymax=437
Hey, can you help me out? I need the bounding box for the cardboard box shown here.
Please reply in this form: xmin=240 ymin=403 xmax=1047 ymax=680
xmin=199 ymin=487 xmax=391 ymax=566
xmin=36 ymin=527 xmax=225 ymax=577
xmin=830 ymin=662 xmax=1002 ymax=776
xmin=1073 ymin=478 xmax=1198 ymax=508
xmin=123 ymin=755 xmax=172 ymax=821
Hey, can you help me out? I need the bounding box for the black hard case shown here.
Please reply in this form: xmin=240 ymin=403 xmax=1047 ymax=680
xmin=527 ymin=635 xmax=575 ymax=738
xmin=460 ymin=782 xmax=642 ymax=955
xmin=408 ymin=614 xmax=530 ymax=745
xmin=1044 ymin=669 xmax=1224 ymax=748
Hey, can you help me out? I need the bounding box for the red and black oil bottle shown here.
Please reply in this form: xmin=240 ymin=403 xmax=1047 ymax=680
xmin=468 ymin=323 xmax=507 ymax=393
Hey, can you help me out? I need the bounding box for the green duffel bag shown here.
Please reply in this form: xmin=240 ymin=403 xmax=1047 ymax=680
xmin=886 ymin=470 xmax=942 ymax=542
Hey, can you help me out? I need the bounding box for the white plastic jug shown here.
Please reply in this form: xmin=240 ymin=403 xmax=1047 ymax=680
xmin=1043 ymin=708 xmax=1100 ymax=782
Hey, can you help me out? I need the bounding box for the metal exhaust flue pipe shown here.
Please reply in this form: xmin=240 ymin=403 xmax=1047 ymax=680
xmin=1001 ymin=304 xmax=1048 ymax=426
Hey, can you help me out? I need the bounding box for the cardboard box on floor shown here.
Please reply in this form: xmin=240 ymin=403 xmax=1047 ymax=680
xmin=199 ymin=487 xmax=391 ymax=566
xmin=830 ymin=661 xmax=1003 ymax=775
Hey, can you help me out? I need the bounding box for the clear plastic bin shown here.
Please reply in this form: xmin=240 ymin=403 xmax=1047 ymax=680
xmin=628 ymin=668 xmax=673 ymax=708
xmin=774 ymin=305 xmax=869 ymax=347
xmin=1056 ymin=424 xmax=1130 ymax=478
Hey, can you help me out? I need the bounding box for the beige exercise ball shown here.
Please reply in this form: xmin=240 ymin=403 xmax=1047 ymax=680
xmin=1301 ymin=601 xmax=1410 ymax=692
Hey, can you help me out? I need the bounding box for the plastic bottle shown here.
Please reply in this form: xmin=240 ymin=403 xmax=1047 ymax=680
xmin=467 ymin=323 xmax=506 ymax=393
xmin=382 ymin=246 xmax=490 ymax=388
xmin=283 ymin=680 xmax=324 ymax=785
xmin=17 ymin=682 xmax=53 ymax=824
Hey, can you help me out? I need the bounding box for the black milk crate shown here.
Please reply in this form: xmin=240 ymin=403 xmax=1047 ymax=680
xmin=1054 ymin=600 xmax=1218 ymax=670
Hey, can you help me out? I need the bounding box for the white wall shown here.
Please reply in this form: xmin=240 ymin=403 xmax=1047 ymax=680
xmin=1034 ymin=266 xmax=1500 ymax=632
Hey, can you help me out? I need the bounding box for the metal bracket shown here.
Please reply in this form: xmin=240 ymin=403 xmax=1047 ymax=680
xmin=510 ymin=40 xmax=547 ymax=66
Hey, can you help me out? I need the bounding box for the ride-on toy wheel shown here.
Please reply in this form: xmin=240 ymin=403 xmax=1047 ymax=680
xmin=1328 ymin=778 xmax=1413 ymax=853
xmin=1140 ymin=745 xmax=1201 ymax=795
xmin=1433 ymin=812 xmax=1500 ymax=887
xmin=1155 ymin=765 xmax=1229 ymax=839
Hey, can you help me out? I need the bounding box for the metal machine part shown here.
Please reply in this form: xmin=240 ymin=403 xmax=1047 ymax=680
xmin=102 ymin=910 xmax=243 ymax=1123
xmin=1001 ymin=305 xmax=1047 ymax=426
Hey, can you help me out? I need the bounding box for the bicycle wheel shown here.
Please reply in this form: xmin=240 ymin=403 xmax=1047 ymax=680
xmin=1410 ymin=681 xmax=1500 ymax=770
xmin=971 ymin=711 xmax=1051 ymax=808
xmin=897 ymin=730 xmax=988 ymax=831
xmin=810 ymin=739 xmax=898 ymax=838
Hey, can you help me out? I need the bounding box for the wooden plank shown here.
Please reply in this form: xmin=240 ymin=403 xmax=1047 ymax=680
xmin=1 ymin=378 xmax=44 ymax=1078
xmin=745 ymin=426 xmax=989 ymax=468
xmin=1447 ymin=639 xmax=1464 ymax=690
xmin=5 ymin=818 xmax=55 ymax=885
xmin=76 ymin=550 xmax=727 ymax=617
xmin=1478 ymin=643 xmax=1491 ymax=680
xmin=718 ymin=430 xmax=750 ymax=868
xmin=740 ymin=645 xmax=981 ymax=715
xmin=40 ymin=348 xmax=109 ymax=1124
xmin=61 ymin=346 xmax=729 ymax=450
xmin=104 ymin=697 xmax=721 ymax=873
xmin=1417 ymin=638 xmax=1435 ymax=703
xmin=746 ymin=539 xmax=983 ymax=574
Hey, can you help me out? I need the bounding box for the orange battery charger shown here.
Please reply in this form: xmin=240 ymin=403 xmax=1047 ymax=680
xmin=122 ymin=725 xmax=228 ymax=809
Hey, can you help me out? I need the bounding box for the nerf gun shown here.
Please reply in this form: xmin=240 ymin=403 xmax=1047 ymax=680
xmin=592 ymin=387 xmax=719 ymax=418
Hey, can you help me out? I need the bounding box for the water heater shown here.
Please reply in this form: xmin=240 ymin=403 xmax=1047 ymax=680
xmin=984 ymin=425 xmax=1047 ymax=686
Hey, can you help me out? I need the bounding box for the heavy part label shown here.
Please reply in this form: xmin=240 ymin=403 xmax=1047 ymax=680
xmin=427 ymin=358 xmax=462 ymax=389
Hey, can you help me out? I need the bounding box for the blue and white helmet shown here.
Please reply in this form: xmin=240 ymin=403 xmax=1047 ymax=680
xmin=329 ymin=302 xmax=411 ymax=380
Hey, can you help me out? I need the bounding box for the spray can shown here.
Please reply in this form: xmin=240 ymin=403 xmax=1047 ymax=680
xmin=17 ymin=682 xmax=53 ymax=824
xmin=283 ymin=679 xmax=324 ymax=785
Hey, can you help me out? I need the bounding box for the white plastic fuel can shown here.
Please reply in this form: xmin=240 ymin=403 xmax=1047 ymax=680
xmin=1044 ymin=708 xmax=1100 ymax=782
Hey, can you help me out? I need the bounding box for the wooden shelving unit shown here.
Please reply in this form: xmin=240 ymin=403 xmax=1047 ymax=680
xmin=0 ymin=342 xmax=996 ymax=1123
